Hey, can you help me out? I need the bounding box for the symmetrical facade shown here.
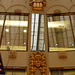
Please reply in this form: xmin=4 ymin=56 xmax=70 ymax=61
xmin=0 ymin=0 xmax=75 ymax=75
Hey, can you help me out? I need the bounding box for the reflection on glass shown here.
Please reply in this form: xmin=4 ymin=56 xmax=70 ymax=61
xmin=48 ymin=21 xmax=66 ymax=28
xmin=51 ymin=69 xmax=75 ymax=75
xmin=0 ymin=20 xmax=28 ymax=27
xmin=0 ymin=14 xmax=28 ymax=51
xmin=47 ymin=15 xmax=74 ymax=51
xmin=31 ymin=13 xmax=45 ymax=51
xmin=5 ymin=69 xmax=25 ymax=75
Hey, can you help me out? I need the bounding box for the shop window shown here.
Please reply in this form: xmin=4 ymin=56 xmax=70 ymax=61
xmin=47 ymin=14 xmax=74 ymax=51
xmin=51 ymin=69 xmax=75 ymax=75
xmin=0 ymin=13 xmax=29 ymax=51
xmin=5 ymin=69 xmax=25 ymax=75
xmin=31 ymin=13 xmax=45 ymax=51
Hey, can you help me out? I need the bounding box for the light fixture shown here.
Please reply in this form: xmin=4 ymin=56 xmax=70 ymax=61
xmin=0 ymin=69 xmax=2 ymax=71
xmin=48 ymin=21 xmax=66 ymax=28
xmin=7 ymin=41 xmax=10 ymax=44
xmin=24 ymin=42 xmax=26 ymax=45
xmin=0 ymin=20 xmax=28 ymax=27
xmin=5 ymin=29 xmax=9 ymax=32
xmin=56 ymin=43 xmax=58 ymax=46
xmin=23 ymin=30 xmax=27 ymax=33
xmin=30 ymin=0 xmax=46 ymax=11
xmin=72 ymin=43 xmax=74 ymax=46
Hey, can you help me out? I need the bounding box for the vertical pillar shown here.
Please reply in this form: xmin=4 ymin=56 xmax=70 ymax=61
xmin=27 ymin=10 xmax=32 ymax=75
xmin=44 ymin=13 xmax=49 ymax=75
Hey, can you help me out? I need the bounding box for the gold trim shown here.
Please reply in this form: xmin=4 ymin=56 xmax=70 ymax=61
xmin=30 ymin=51 xmax=47 ymax=75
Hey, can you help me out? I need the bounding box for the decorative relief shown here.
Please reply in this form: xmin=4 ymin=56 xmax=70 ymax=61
xmin=30 ymin=51 xmax=47 ymax=75
xmin=58 ymin=51 xmax=67 ymax=59
xmin=9 ymin=50 xmax=17 ymax=58
xmin=30 ymin=0 xmax=46 ymax=11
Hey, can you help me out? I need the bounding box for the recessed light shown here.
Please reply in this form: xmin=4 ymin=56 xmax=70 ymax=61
xmin=56 ymin=43 xmax=58 ymax=46
xmin=7 ymin=41 xmax=10 ymax=44
xmin=5 ymin=29 xmax=9 ymax=32
xmin=24 ymin=42 xmax=26 ymax=44
xmin=72 ymin=43 xmax=74 ymax=46
xmin=23 ymin=30 xmax=27 ymax=33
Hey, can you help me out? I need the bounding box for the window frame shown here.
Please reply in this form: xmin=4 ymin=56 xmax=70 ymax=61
xmin=47 ymin=12 xmax=75 ymax=52
xmin=0 ymin=12 xmax=29 ymax=51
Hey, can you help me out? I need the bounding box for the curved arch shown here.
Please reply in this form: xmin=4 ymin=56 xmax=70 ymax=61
xmin=0 ymin=4 xmax=6 ymax=12
xmin=46 ymin=5 xmax=69 ymax=14
xmin=6 ymin=4 xmax=30 ymax=13
xmin=70 ymin=4 xmax=75 ymax=12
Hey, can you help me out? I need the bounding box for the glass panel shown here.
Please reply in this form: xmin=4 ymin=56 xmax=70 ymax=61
xmin=51 ymin=69 xmax=75 ymax=75
xmin=47 ymin=15 xmax=74 ymax=51
xmin=31 ymin=13 xmax=45 ymax=51
xmin=5 ymin=69 xmax=25 ymax=75
xmin=0 ymin=14 xmax=28 ymax=51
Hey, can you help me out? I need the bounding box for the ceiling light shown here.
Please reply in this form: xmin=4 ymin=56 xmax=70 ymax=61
xmin=72 ymin=43 xmax=74 ymax=46
xmin=7 ymin=41 xmax=10 ymax=44
xmin=56 ymin=43 xmax=58 ymax=46
xmin=0 ymin=20 xmax=28 ymax=27
xmin=48 ymin=21 xmax=67 ymax=28
xmin=24 ymin=42 xmax=26 ymax=44
xmin=23 ymin=30 xmax=27 ymax=33
xmin=5 ymin=29 xmax=9 ymax=32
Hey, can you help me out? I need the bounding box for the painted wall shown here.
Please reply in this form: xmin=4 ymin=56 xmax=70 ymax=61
xmin=0 ymin=0 xmax=30 ymax=13
xmin=0 ymin=0 xmax=75 ymax=14
xmin=45 ymin=0 xmax=75 ymax=14
xmin=1 ymin=51 xmax=29 ymax=67
xmin=48 ymin=51 xmax=75 ymax=68
xmin=1 ymin=50 xmax=75 ymax=69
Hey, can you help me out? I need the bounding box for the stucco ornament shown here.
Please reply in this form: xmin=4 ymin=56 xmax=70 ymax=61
xmin=30 ymin=51 xmax=47 ymax=75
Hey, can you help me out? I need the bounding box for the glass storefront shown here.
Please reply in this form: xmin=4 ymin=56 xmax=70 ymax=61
xmin=0 ymin=13 xmax=29 ymax=51
xmin=47 ymin=14 xmax=75 ymax=51
xmin=5 ymin=69 xmax=25 ymax=75
xmin=51 ymin=69 xmax=75 ymax=75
